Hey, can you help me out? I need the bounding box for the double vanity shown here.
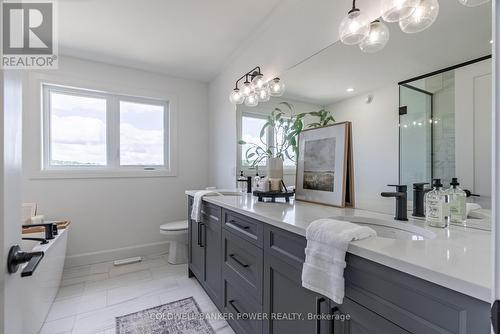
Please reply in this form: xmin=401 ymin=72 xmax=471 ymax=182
xmin=186 ymin=191 xmax=491 ymax=334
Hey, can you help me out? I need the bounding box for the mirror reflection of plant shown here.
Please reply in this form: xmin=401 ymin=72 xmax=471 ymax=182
xmin=238 ymin=102 xmax=335 ymax=166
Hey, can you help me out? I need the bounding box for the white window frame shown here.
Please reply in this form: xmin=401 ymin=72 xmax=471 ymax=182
xmin=236 ymin=111 xmax=296 ymax=175
xmin=39 ymin=82 xmax=175 ymax=178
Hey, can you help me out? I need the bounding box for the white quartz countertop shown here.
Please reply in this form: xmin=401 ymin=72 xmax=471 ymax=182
xmin=186 ymin=190 xmax=491 ymax=303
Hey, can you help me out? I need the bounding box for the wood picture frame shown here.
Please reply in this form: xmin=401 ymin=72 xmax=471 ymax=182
xmin=295 ymin=121 xmax=354 ymax=207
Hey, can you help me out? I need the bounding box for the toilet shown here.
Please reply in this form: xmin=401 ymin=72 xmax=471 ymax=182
xmin=160 ymin=220 xmax=188 ymax=264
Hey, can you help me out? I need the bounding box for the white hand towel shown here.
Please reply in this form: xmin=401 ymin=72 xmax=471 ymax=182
xmin=301 ymin=218 xmax=376 ymax=304
xmin=466 ymin=203 xmax=482 ymax=217
xmin=191 ymin=190 xmax=221 ymax=222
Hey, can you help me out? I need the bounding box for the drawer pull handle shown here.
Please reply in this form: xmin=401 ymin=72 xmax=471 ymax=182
xmin=229 ymin=254 xmax=250 ymax=268
xmin=228 ymin=220 xmax=250 ymax=230
xmin=199 ymin=223 xmax=206 ymax=248
xmin=228 ymin=300 xmax=242 ymax=314
xmin=316 ymin=297 xmax=325 ymax=334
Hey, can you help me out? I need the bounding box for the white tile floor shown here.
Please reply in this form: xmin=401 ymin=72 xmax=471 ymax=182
xmin=41 ymin=253 xmax=235 ymax=334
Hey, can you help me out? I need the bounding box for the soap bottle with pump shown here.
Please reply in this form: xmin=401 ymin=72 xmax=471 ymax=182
xmin=237 ymin=171 xmax=247 ymax=193
xmin=447 ymin=177 xmax=467 ymax=226
xmin=424 ymin=179 xmax=450 ymax=228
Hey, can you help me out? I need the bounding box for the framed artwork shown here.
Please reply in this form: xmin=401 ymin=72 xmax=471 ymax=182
xmin=295 ymin=122 xmax=354 ymax=207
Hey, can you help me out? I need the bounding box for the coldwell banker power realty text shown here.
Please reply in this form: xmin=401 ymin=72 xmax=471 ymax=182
xmin=2 ymin=1 xmax=58 ymax=69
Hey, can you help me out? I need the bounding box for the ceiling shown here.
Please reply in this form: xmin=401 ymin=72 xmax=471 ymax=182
xmin=281 ymin=1 xmax=492 ymax=106
xmin=56 ymin=0 xmax=282 ymax=82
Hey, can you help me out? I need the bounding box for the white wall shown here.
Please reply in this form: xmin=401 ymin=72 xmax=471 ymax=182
xmin=327 ymin=86 xmax=399 ymax=214
xmin=22 ymin=56 xmax=209 ymax=266
xmin=207 ymin=0 xmax=382 ymax=188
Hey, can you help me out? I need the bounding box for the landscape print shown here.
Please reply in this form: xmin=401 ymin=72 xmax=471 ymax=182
xmin=303 ymin=137 xmax=336 ymax=192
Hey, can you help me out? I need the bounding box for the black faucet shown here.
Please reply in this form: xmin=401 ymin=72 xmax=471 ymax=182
xmin=381 ymin=184 xmax=408 ymax=221
xmin=22 ymin=223 xmax=57 ymax=240
xmin=413 ymin=182 xmax=431 ymax=217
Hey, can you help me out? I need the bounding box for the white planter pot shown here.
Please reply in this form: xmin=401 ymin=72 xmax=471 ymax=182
xmin=267 ymin=157 xmax=284 ymax=179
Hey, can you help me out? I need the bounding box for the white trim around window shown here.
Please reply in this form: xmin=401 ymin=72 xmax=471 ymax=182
xmin=26 ymin=73 xmax=178 ymax=179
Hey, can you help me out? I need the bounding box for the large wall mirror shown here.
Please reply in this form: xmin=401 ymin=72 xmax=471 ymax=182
xmin=235 ymin=1 xmax=491 ymax=213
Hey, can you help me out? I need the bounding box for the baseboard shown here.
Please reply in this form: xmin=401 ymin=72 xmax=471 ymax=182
xmin=64 ymin=240 xmax=170 ymax=268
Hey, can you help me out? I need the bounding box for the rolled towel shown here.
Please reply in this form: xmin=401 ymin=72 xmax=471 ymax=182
xmin=191 ymin=190 xmax=221 ymax=222
xmin=302 ymin=218 xmax=376 ymax=304
xmin=466 ymin=203 xmax=482 ymax=217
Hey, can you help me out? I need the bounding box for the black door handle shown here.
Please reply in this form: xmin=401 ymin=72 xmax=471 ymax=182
xmin=228 ymin=300 xmax=242 ymax=314
xmin=197 ymin=222 xmax=201 ymax=246
xmin=229 ymin=254 xmax=250 ymax=268
xmin=7 ymin=245 xmax=44 ymax=277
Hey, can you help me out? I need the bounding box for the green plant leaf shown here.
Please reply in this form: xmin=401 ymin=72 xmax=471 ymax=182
xmin=238 ymin=139 xmax=246 ymax=145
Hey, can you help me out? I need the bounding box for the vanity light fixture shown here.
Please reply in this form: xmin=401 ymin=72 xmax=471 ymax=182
xmin=269 ymin=77 xmax=286 ymax=97
xmin=381 ymin=0 xmax=419 ymax=22
xmin=359 ymin=20 xmax=390 ymax=53
xmin=229 ymin=67 xmax=285 ymax=106
xmin=457 ymin=0 xmax=490 ymax=7
xmin=339 ymin=0 xmax=371 ymax=45
xmin=346 ymin=87 xmax=355 ymax=92
xmin=399 ymin=0 xmax=439 ymax=34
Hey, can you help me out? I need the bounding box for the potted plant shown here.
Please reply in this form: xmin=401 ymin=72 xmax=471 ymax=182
xmin=238 ymin=102 xmax=335 ymax=181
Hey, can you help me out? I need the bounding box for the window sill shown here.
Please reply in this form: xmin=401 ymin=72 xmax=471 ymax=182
xmin=29 ymin=168 xmax=177 ymax=179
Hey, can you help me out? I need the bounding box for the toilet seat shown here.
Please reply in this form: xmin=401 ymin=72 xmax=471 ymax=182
xmin=160 ymin=220 xmax=188 ymax=232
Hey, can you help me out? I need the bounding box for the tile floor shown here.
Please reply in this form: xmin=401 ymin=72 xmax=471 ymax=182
xmin=40 ymin=253 xmax=235 ymax=334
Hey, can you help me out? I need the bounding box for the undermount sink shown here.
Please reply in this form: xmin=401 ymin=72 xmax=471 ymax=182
xmin=332 ymin=216 xmax=437 ymax=240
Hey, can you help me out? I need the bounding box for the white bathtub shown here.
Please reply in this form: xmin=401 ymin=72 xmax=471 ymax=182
xmin=20 ymin=227 xmax=68 ymax=334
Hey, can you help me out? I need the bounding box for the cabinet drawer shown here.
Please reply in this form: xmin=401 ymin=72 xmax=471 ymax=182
xmin=223 ymin=229 xmax=263 ymax=304
xmin=264 ymin=225 xmax=306 ymax=270
xmin=201 ymin=202 xmax=221 ymax=223
xmin=223 ymin=278 xmax=263 ymax=334
xmin=223 ymin=210 xmax=263 ymax=247
xmin=333 ymin=298 xmax=410 ymax=334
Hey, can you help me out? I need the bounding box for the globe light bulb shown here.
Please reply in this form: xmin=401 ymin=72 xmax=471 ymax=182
xmin=244 ymin=93 xmax=259 ymax=107
xmin=359 ymin=20 xmax=390 ymax=53
xmin=241 ymin=81 xmax=253 ymax=97
xmin=399 ymin=0 xmax=439 ymax=33
xmin=257 ymin=88 xmax=271 ymax=102
xmin=457 ymin=0 xmax=489 ymax=6
xmin=339 ymin=8 xmax=370 ymax=45
xmin=251 ymin=74 xmax=267 ymax=90
xmin=229 ymin=88 xmax=244 ymax=105
xmin=381 ymin=0 xmax=419 ymax=22
xmin=269 ymin=78 xmax=285 ymax=97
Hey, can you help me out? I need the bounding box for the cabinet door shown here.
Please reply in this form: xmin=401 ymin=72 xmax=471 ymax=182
xmin=188 ymin=218 xmax=204 ymax=280
xmin=202 ymin=212 xmax=222 ymax=308
xmin=331 ymin=298 xmax=410 ymax=334
xmin=263 ymin=254 xmax=329 ymax=334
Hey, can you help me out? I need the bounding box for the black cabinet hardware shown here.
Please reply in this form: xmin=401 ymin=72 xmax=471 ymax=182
xmin=229 ymin=300 xmax=242 ymax=314
xmin=229 ymin=254 xmax=250 ymax=268
xmin=199 ymin=223 xmax=206 ymax=248
xmin=7 ymin=245 xmax=44 ymax=277
xmin=197 ymin=222 xmax=202 ymax=246
xmin=229 ymin=220 xmax=250 ymax=230
xmin=330 ymin=307 xmax=339 ymax=334
xmin=316 ymin=297 xmax=326 ymax=334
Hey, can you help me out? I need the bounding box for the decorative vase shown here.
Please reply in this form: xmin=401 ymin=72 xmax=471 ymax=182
xmin=267 ymin=157 xmax=284 ymax=180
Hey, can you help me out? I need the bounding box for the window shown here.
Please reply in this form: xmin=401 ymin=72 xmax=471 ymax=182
xmin=42 ymin=84 xmax=170 ymax=174
xmin=239 ymin=112 xmax=296 ymax=171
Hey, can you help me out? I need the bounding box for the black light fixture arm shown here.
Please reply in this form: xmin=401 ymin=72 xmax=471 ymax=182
xmin=234 ymin=66 xmax=262 ymax=90
xmin=348 ymin=0 xmax=359 ymax=14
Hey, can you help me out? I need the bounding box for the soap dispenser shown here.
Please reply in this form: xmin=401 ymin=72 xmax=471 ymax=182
xmin=447 ymin=177 xmax=467 ymax=225
xmin=424 ymin=179 xmax=450 ymax=228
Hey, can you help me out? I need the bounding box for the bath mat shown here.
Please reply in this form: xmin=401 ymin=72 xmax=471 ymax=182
xmin=116 ymin=297 xmax=215 ymax=334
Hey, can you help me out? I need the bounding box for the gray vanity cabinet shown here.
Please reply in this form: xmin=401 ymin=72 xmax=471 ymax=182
xmin=187 ymin=198 xmax=490 ymax=334
xmin=263 ymin=224 xmax=330 ymax=334
xmin=187 ymin=199 xmax=223 ymax=308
